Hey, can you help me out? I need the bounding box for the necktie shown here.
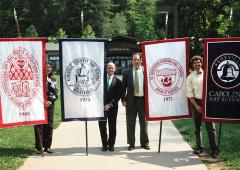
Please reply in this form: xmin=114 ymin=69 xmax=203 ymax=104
xmin=134 ymin=69 xmax=139 ymax=95
xmin=107 ymin=76 xmax=110 ymax=90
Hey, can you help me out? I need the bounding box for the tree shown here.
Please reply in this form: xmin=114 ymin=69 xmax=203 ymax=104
xmin=102 ymin=12 xmax=127 ymax=37
xmin=48 ymin=28 xmax=68 ymax=43
xmin=0 ymin=1 xmax=17 ymax=37
xmin=230 ymin=1 xmax=240 ymax=36
xmin=83 ymin=25 xmax=96 ymax=38
xmin=24 ymin=25 xmax=38 ymax=37
xmin=126 ymin=0 xmax=157 ymax=41
xmin=62 ymin=0 xmax=114 ymax=37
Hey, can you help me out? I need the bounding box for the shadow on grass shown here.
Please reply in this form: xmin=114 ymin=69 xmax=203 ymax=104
xmin=0 ymin=147 xmax=33 ymax=157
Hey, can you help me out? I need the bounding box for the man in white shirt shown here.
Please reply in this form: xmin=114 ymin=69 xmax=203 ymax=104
xmin=187 ymin=55 xmax=218 ymax=158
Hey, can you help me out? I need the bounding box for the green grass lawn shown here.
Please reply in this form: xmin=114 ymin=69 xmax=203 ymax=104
xmin=0 ymin=75 xmax=61 ymax=170
xmin=173 ymin=118 xmax=240 ymax=170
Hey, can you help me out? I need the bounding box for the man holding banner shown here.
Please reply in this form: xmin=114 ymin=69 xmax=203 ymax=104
xmin=187 ymin=55 xmax=218 ymax=158
xmin=121 ymin=53 xmax=149 ymax=151
xmin=98 ymin=62 xmax=122 ymax=152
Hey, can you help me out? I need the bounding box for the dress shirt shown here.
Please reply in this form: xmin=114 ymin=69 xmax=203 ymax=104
xmin=186 ymin=69 xmax=203 ymax=99
xmin=133 ymin=67 xmax=144 ymax=97
xmin=107 ymin=74 xmax=114 ymax=88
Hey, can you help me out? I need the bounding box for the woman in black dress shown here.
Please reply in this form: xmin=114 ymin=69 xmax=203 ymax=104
xmin=35 ymin=62 xmax=58 ymax=154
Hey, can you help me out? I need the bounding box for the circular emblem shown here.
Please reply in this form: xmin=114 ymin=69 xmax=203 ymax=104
xmin=211 ymin=53 xmax=240 ymax=89
xmin=65 ymin=57 xmax=101 ymax=96
xmin=2 ymin=47 xmax=39 ymax=110
xmin=149 ymin=58 xmax=184 ymax=96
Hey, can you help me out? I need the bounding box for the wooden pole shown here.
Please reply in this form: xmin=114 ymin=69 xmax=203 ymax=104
xmin=227 ymin=8 xmax=233 ymax=38
xmin=158 ymin=121 xmax=163 ymax=153
xmin=165 ymin=12 xmax=168 ymax=39
xmin=81 ymin=10 xmax=84 ymax=38
xmin=13 ymin=7 xmax=21 ymax=38
xmin=85 ymin=121 xmax=88 ymax=156
xmin=158 ymin=12 xmax=168 ymax=154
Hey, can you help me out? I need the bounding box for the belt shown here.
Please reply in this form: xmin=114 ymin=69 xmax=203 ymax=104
xmin=194 ymin=98 xmax=202 ymax=102
xmin=194 ymin=98 xmax=202 ymax=106
xmin=134 ymin=96 xmax=144 ymax=98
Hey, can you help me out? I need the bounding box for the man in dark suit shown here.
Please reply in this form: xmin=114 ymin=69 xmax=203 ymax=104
xmin=121 ymin=53 xmax=149 ymax=151
xmin=99 ymin=62 xmax=122 ymax=152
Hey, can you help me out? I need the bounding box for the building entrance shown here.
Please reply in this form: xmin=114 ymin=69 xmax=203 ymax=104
xmin=106 ymin=36 xmax=141 ymax=74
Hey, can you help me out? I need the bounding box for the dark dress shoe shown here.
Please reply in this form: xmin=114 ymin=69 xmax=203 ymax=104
xmin=101 ymin=147 xmax=107 ymax=152
xmin=44 ymin=148 xmax=53 ymax=153
xmin=128 ymin=145 xmax=135 ymax=151
xmin=35 ymin=149 xmax=41 ymax=154
xmin=210 ymin=152 xmax=218 ymax=158
xmin=193 ymin=148 xmax=203 ymax=155
xmin=141 ymin=145 xmax=150 ymax=150
xmin=108 ymin=146 xmax=114 ymax=152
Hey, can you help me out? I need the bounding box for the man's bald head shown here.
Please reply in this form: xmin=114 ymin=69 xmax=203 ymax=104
xmin=107 ymin=62 xmax=116 ymax=76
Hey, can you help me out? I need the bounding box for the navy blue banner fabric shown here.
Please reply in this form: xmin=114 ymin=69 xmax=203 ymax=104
xmin=204 ymin=38 xmax=240 ymax=123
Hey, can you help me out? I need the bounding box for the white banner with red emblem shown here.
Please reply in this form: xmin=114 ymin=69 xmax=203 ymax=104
xmin=142 ymin=38 xmax=190 ymax=121
xmin=0 ymin=38 xmax=47 ymax=128
xmin=60 ymin=39 xmax=105 ymax=121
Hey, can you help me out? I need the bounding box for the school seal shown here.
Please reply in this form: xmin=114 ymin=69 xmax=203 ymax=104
xmin=211 ymin=53 xmax=240 ymax=89
xmin=149 ymin=58 xmax=184 ymax=96
xmin=65 ymin=57 xmax=101 ymax=96
xmin=2 ymin=47 xmax=40 ymax=110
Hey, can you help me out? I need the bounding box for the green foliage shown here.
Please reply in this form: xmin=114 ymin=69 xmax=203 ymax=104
xmin=63 ymin=0 xmax=114 ymax=37
xmin=24 ymin=25 xmax=38 ymax=37
xmin=0 ymin=1 xmax=17 ymax=37
xmin=83 ymin=25 xmax=96 ymax=38
xmin=126 ymin=0 xmax=157 ymax=41
xmin=48 ymin=28 xmax=68 ymax=43
xmin=102 ymin=12 xmax=127 ymax=37
xmin=228 ymin=1 xmax=240 ymax=37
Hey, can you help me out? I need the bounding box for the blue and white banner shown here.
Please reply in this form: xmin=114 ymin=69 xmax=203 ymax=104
xmin=142 ymin=38 xmax=190 ymax=121
xmin=60 ymin=39 xmax=105 ymax=121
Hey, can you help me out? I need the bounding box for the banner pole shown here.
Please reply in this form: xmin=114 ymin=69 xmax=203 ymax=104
xmin=164 ymin=12 xmax=168 ymax=39
xmin=13 ymin=7 xmax=21 ymax=38
xmin=217 ymin=123 xmax=222 ymax=154
xmin=158 ymin=121 xmax=163 ymax=153
xmin=85 ymin=121 xmax=88 ymax=156
xmin=158 ymin=12 xmax=167 ymax=153
xmin=227 ymin=7 xmax=233 ymax=37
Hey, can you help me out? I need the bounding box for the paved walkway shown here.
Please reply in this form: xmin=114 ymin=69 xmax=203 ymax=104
xmin=19 ymin=105 xmax=207 ymax=170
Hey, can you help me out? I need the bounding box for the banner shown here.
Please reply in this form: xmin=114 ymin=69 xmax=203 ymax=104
xmin=203 ymin=38 xmax=240 ymax=123
xmin=60 ymin=39 xmax=105 ymax=121
xmin=142 ymin=38 xmax=190 ymax=121
xmin=0 ymin=38 xmax=47 ymax=128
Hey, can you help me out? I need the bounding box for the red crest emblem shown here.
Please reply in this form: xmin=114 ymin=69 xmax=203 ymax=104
xmin=149 ymin=58 xmax=184 ymax=96
xmin=156 ymin=68 xmax=177 ymax=88
xmin=2 ymin=47 xmax=39 ymax=110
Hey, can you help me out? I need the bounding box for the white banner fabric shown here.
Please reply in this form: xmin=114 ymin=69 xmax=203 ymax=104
xmin=0 ymin=39 xmax=47 ymax=128
xmin=142 ymin=39 xmax=190 ymax=120
xmin=61 ymin=40 xmax=104 ymax=120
